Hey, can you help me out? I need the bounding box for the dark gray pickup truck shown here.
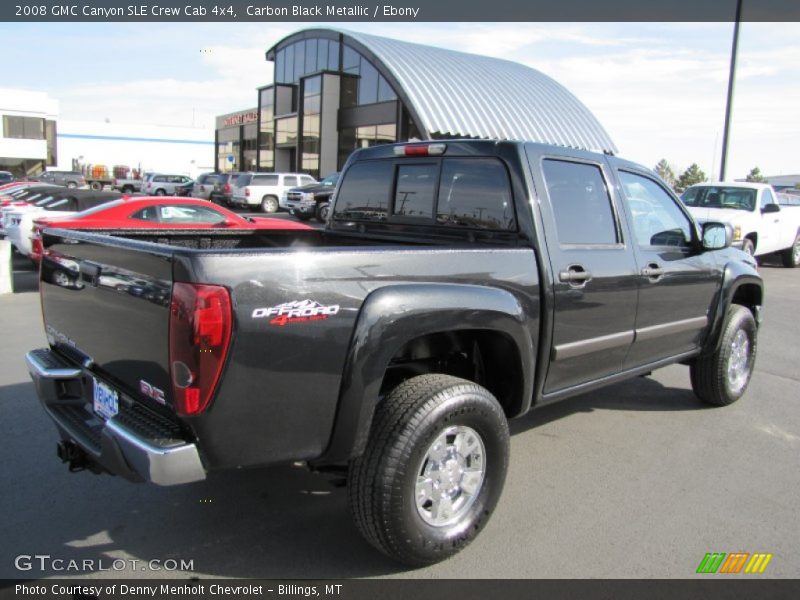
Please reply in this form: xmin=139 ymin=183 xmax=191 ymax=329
xmin=27 ymin=140 xmax=763 ymax=566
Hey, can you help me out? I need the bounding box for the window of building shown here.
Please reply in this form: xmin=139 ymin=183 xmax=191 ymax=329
xmin=333 ymin=160 xmax=393 ymax=221
xmin=3 ymin=115 xmax=45 ymax=140
xmin=276 ymin=117 xmax=298 ymax=145
xmin=337 ymin=124 xmax=396 ymax=170
xmin=358 ymin=59 xmax=379 ymax=105
xmin=542 ymin=159 xmax=618 ymax=245
xmin=618 ymin=170 xmax=692 ymax=248
xmin=394 ymin=164 xmax=437 ymax=219
xmin=301 ymin=76 xmax=322 ymax=176
xmin=259 ymin=88 xmax=275 ymax=170
xmin=343 ymin=45 xmax=360 ymax=73
xmin=45 ymin=120 xmax=57 ymax=166
xmin=437 ymin=158 xmax=515 ymax=230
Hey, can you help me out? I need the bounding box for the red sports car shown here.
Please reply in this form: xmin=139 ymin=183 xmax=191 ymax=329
xmin=31 ymin=196 xmax=311 ymax=262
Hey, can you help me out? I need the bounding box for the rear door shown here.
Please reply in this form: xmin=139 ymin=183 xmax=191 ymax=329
xmin=527 ymin=146 xmax=640 ymax=394
xmin=611 ymin=164 xmax=720 ymax=367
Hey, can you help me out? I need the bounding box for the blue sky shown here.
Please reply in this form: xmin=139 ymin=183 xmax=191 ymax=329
xmin=3 ymin=21 xmax=799 ymax=179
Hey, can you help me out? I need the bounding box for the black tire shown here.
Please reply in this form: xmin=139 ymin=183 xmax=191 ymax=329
xmin=294 ymin=212 xmax=312 ymax=221
xmin=261 ymin=195 xmax=279 ymax=213
xmin=66 ymin=181 xmax=78 ymax=189
xmin=315 ymin=202 xmax=330 ymax=223
xmin=90 ymin=181 xmax=102 ymax=191
xmin=780 ymin=232 xmax=800 ymax=268
xmin=122 ymin=185 xmax=134 ymax=194
xmin=348 ymin=374 xmax=509 ymax=566
xmin=741 ymin=238 xmax=755 ymax=256
xmin=155 ymin=188 xmax=166 ymax=196
xmin=690 ymin=304 xmax=757 ymax=406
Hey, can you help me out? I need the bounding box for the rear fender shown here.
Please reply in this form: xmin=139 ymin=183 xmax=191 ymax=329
xmin=318 ymin=283 xmax=535 ymax=464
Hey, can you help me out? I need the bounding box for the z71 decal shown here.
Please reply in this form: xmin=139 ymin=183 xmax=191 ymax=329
xmin=252 ymin=300 xmax=341 ymax=326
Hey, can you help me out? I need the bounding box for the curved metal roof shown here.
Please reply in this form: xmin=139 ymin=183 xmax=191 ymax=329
xmin=269 ymin=29 xmax=618 ymax=155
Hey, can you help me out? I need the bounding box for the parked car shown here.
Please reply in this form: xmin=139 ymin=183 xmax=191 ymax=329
xmin=30 ymin=197 xmax=311 ymax=263
xmin=112 ymin=177 xmax=144 ymax=194
xmin=28 ymin=140 xmax=763 ymax=566
xmin=231 ymin=172 xmax=316 ymax=213
xmin=143 ymin=174 xmax=193 ymax=196
xmin=681 ymin=182 xmax=800 ymax=267
xmin=0 ymin=171 xmax=15 ymax=184
xmin=0 ymin=185 xmax=62 ymax=235
xmin=283 ymin=172 xmax=340 ymax=222
xmin=6 ymin=190 xmax=122 ymax=257
xmin=174 ymin=180 xmax=195 ymax=197
xmin=34 ymin=170 xmax=87 ymax=189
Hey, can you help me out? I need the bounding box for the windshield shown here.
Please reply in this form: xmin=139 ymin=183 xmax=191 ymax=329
xmin=681 ymin=186 xmax=756 ymax=211
xmin=321 ymin=173 xmax=340 ymax=186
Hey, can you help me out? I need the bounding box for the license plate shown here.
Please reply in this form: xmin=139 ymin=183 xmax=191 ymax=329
xmin=93 ymin=378 xmax=119 ymax=420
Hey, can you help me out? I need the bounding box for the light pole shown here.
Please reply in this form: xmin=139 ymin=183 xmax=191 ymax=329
xmin=719 ymin=0 xmax=743 ymax=181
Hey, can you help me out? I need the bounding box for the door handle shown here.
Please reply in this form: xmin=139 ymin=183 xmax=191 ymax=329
xmin=641 ymin=263 xmax=664 ymax=280
xmin=559 ymin=265 xmax=592 ymax=286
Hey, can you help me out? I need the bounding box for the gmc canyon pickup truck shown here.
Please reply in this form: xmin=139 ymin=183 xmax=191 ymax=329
xmin=27 ymin=140 xmax=763 ymax=566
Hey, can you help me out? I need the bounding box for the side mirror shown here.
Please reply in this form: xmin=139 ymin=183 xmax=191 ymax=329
xmin=702 ymin=222 xmax=731 ymax=251
xmin=761 ymin=203 xmax=781 ymax=214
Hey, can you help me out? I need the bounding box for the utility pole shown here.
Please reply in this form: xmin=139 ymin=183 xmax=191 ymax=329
xmin=719 ymin=0 xmax=743 ymax=181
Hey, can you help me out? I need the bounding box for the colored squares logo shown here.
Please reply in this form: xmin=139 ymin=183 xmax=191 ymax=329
xmin=697 ymin=552 xmax=773 ymax=574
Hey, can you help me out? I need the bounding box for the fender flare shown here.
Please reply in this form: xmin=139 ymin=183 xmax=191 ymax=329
xmin=702 ymin=259 xmax=763 ymax=356
xmin=317 ymin=283 xmax=536 ymax=464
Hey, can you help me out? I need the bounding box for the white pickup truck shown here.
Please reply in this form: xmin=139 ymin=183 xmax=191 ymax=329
xmin=682 ymin=182 xmax=800 ymax=267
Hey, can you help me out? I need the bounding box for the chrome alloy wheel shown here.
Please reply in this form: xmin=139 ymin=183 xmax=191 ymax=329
xmin=727 ymin=329 xmax=751 ymax=393
xmin=415 ymin=425 xmax=486 ymax=527
xmin=793 ymin=239 xmax=800 ymax=263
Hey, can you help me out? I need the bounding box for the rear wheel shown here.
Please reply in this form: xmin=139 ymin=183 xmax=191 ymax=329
xmin=348 ymin=374 xmax=509 ymax=566
xmin=315 ymin=202 xmax=330 ymax=223
xmin=261 ymin=195 xmax=279 ymax=213
xmin=66 ymin=181 xmax=78 ymax=189
xmin=155 ymin=188 xmax=166 ymax=196
xmin=122 ymin=185 xmax=134 ymax=194
xmin=690 ymin=304 xmax=757 ymax=406
xmin=90 ymin=181 xmax=102 ymax=191
xmin=780 ymin=232 xmax=800 ymax=268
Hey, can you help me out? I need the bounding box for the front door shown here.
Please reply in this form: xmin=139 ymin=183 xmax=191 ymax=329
xmin=527 ymin=147 xmax=640 ymax=394
xmin=612 ymin=165 xmax=721 ymax=367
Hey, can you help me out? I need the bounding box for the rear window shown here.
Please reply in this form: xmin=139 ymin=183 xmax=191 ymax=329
xmin=334 ymin=158 xmax=515 ymax=230
xmin=334 ymin=161 xmax=393 ymax=221
xmin=253 ymin=174 xmax=279 ymax=186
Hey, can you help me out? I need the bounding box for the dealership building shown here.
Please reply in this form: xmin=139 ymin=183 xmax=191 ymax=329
xmin=215 ymin=28 xmax=616 ymax=178
xmin=0 ymin=88 xmax=59 ymax=177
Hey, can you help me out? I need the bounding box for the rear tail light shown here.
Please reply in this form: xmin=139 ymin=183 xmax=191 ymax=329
xmin=223 ymin=183 xmax=231 ymax=194
xmin=169 ymin=283 xmax=232 ymax=416
xmin=394 ymin=143 xmax=447 ymax=156
xmin=244 ymin=187 xmax=250 ymax=197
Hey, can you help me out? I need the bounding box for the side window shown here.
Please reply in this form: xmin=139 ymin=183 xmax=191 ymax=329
xmin=283 ymin=176 xmax=299 ymax=187
xmin=760 ymin=188 xmax=776 ymax=209
xmin=618 ymin=170 xmax=693 ymax=248
xmin=542 ymin=159 xmax=618 ymax=245
xmin=253 ymin=174 xmax=279 ymax=186
xmin=131 ymin=207 xmax=159 ymax=221
xmin=300 ymin=176 xmax=315 ymax=185
xmin=393 ymin=164 xmax=436 ymax=219
xmin=436 ymin=158 xmax=515 ymax=230
xmin=158 ymin=205 xmax=225 ymax=224
xmin=333 ymin=160 xmax=392 ymax=222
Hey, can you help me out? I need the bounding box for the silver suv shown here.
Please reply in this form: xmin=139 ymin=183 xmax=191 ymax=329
xmin=144 ymin=174 xmax=194 ymax=196
xmin=231 ymin=172 xmax=316 ymax=213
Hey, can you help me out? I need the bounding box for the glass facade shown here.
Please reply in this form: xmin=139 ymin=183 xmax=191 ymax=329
xmin=2 ymin=115 xmax=45 ymax=140
xmin=216 ymin=126 xmax=240 ymax=172
xmin=220 ymin=33 xmax=413 ymax=178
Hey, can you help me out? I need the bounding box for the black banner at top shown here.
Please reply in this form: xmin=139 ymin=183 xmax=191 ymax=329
xmin=2 ymin=0 xmax=800 ymax=22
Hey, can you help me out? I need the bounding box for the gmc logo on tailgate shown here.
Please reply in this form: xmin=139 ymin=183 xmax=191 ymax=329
xmin=139 ymin=380 xmax=166 ymax=405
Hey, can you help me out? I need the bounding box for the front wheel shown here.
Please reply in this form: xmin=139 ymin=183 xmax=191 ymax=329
xmin=315 ymin=202 xmax=330 ymax=223
xmin=348 ymin=374 xmax=509 ymax=566
xmin=261 ymin=195 xmax=279 ymax=213
xmin=66 ymin=181 xmax=78 ymax=189
xmin=155 ymin=188 xmax=166 ymax=196
xmin=780 ymin=233 xmax=800 ymax=268
xmin=690 ymin=304 xmax=757 ymax=406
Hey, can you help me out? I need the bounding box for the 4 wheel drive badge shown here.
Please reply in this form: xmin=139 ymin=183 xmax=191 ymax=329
xmin=252 ymin=300 xmax=340 ymax=326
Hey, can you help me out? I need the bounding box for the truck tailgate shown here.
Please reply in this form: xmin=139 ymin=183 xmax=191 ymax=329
xmin=40 ymin=231 xmax=174 ymax=408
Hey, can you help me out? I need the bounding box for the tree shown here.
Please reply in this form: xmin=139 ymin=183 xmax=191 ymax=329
xmin=654 ymin=159 xmax=677 ymax=189
xmin=676 ymin=163 xmax=707 ymax=192
xmin=746 ymin=167 xmax=767 ymax=183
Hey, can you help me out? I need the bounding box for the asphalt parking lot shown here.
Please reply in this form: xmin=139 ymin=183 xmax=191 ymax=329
xmin=1 ymin=253 xmax=798 ymax=579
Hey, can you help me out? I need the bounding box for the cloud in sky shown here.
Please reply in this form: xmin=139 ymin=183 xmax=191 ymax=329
xmin=2 ymin=21 xmax=798 ymax=179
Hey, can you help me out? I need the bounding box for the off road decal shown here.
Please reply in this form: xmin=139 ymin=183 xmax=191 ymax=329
xmin=252 ymin=300 xmax=340 ymax=326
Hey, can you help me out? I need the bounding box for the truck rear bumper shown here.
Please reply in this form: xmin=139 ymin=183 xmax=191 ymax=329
xmin=26 ymin=348 xmax=206 ymax=486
